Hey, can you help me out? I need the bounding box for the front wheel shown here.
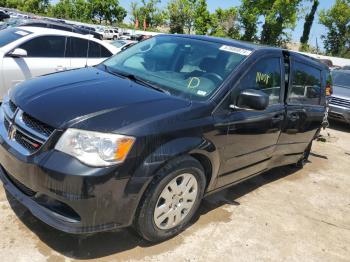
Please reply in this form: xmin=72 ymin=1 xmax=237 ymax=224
xmin=135 ymin=156 xmax=206 ymax=242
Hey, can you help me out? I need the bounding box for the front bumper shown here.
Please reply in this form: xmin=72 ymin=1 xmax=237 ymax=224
xmin=328 ymin=104 xmax=350 ymax=124
xmin=0 ymin=138 xmax=151 ymax=234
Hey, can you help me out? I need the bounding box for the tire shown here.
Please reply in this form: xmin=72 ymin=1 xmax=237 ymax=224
xmin=113 ymin=36 xmax=118 ymax=40
xmin=135 ymin=156 xmax=206 ymax=242
xmin=295 ymin=141 xmax=312 ymax=168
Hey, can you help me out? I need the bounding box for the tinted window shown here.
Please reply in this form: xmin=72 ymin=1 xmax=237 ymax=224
xmin=67 ymin=37 xmax=111 ymax=58
xmin=19 ymin=36 xmax=66 ymax=57
xmin=89 ymin=41 xmax=112 ymax=58
xmin=67 ymin=37 xmax=88 ymax=57
xmin=100 ymin=45 xmax=112 ymax=57
xmin=0 ymin=28 xmax=31 ymax=47
xmin=332 ymin=71 xmax=350 ymax=89
xmin=289 ymin=62 xmax=321 ymax=105
xmin=237 ymin=58 xmax=282 ymax=105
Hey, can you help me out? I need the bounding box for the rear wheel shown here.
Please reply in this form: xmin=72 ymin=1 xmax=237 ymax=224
xmin=135 ymin=156 xmax=206 ymax=242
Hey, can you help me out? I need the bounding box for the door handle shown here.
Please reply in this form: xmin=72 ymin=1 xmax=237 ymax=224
xmin=56 ymin=65 xmax=66 ymax=71
xmin=272 ymin=114 xmax=284 ymax=121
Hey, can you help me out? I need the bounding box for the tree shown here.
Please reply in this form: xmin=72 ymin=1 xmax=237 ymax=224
xmin=300 ymin=0 xmax=319 ymax=51
xmin=239 ymin=0 xmax=260 ymax=42
xmin=210 ymin=7 xmax=240 ymax=39
xmin=167 ymin=0 xmax=196 ymax=34
xmin=194 ymin=0 xmax=210 ymax=35
xmin=260 ymin=0 xmax=303 ymax=46
xmin=319 ymin=0 xmax=350 ymax=58
xmin=21 ymin=0 xmax=49 ymax=14
xmin=50 ymin=0 xmax=89 ymax=21
xmin=86 ymin=0 xmax=126 ymax=24
xmin=130 ymin=0 xmax=165 ymax=29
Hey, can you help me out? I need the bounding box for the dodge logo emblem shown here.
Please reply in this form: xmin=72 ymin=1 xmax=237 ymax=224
xmin=8 ymin=124 xmax=16 ymax=140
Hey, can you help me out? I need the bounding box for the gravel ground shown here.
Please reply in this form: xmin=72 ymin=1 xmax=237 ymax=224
xmin=0 ymin=122 xmax=349 ymax=262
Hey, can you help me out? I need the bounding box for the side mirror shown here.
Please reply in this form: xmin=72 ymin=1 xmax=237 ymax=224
xmin=8 ymin=48 xmax=27 ymax=58
xmin=231 ymin=89 xmax=269 ymax=111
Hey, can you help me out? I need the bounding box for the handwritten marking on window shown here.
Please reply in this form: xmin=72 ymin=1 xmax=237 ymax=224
xmin=256 ymin=72 xmax=270 ymax=85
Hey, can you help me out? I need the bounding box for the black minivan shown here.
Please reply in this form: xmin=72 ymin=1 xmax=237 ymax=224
xmin=0 ymin=35 xmax=328 ymax=242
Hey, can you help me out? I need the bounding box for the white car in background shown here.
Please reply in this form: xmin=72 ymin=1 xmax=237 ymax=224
xmin=0 ymin=26 xmax=119 ymax=100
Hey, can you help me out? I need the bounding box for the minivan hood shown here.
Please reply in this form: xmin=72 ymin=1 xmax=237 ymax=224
xmin=11 ymin=67 xmax=190 ymax=131
xmin=332 ymin=85 xmax=350 ymax=99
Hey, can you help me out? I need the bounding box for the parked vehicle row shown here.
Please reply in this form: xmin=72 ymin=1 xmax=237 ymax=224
xmin=0 ymin=34 xmax=329 ymax=242
xmin=0 ymin=26 xmax=119 ymax=99
xmin=328 ymin=69 xmax=350 ymax=124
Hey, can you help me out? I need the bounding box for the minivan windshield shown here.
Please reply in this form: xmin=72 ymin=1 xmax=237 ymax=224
xmin=332 ymin=70 xmax=350 ymax=89
xmin=0 ymin=27 xmax=31 ymax=48
xmin=103 ymin=36 xmax=250 ymax=100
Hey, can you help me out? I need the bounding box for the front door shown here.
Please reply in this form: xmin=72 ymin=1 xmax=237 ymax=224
xmin=2 ymin=35 xmax=69 ymax=89
xmin=216 ymin=55 xmax=285 ymax=188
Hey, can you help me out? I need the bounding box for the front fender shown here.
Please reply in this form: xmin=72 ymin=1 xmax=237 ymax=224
xmin=124 ymin=136 xmax=219 ymax=198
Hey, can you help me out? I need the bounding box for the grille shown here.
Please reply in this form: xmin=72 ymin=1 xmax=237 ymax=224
xmin=329 ymin=112 xmax=345 ymax=120
xmin=8 ymin=100 xmax=17 ymax=113
xmin=22 ymin=113 xmax=55 ymax=137
xmin=14 ymin=132 xmax=42 ymax=152
xmin=4 ymin=117 xmax=10 ymax=131
xmin=330 ymin=96 xmax=350 ymax=108
xmin=5 ymin=171 xmax=36 ymax=197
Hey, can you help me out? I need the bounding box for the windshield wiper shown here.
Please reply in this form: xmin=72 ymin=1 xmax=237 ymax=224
xmin=104 ymin=66 xmax=170 ymax=95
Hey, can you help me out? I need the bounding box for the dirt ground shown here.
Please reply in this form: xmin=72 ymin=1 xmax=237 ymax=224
xmin=0 ymin=122 xmax=349 ymax=262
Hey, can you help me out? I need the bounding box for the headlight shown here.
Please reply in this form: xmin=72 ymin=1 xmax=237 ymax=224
xmin=55 ymin=128 xmax=135 ymax=167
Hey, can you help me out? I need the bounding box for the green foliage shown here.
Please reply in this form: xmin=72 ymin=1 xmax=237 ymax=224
xmin=239 ymin=0 xmax=260 ymax=42
xmin=167 ymin=0 xmax=196 ymax=34
xmin=21 ymin=0 xmax=49 ymax=14
xmin=319 ymin=0 xmax=350 ymax=58
xmin=130 ymin=0 xmax=165 ymax=29
xmin=49 ymin=0 xmax=90 ymax=22
xmin=300 ymin=0 xmax=319 ymax=45
xmin=260 ymin=0 xmax=303 ymax=46
xmin=88 ymin=0 xmax=127 ymax=24
xmin=193 ymin=0 xmax=210 ymax=35
xmin=210 ymin=7 xmax=240 ymax=39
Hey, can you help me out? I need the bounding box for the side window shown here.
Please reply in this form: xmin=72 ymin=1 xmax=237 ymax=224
xmin=88 ymin=41 xmax=101 ymax=58
xmin=87 ymin=41 xmax=112 ymax=58
xmin=237 ymin=57 xmax=282 ymax=105
xmin=101 ymin=45 xmax=112 ymax=57
xmin=289 ymin=62 xmax=321 ymax=105
xmin=19 ymin=36 xmax=66 ymax=57
xmin=66 ymin=37 xmax=88 ymax=58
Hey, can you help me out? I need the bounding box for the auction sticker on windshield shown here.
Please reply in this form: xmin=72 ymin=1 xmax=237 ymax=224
xmin=219 ymin=45 xmax=252 ymax=56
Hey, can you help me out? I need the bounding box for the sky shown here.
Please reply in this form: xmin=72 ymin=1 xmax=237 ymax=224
xmin=118 ymin=0 xmax=336 ymax=49
xmin=50 ymin=0 xmax=337 ymax=48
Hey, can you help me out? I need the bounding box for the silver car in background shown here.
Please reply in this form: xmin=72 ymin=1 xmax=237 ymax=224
xmin=328 ymin=70 xmax=350 ymax=124
xmin=0 ymin=26 xmax=119 ymax=100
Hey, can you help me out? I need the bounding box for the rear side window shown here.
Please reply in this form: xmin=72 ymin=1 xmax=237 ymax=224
xmin=289 ymin=61 xmax=321 ymax=105
xmin=19 ymin=36 xmax=66 ymax=57
xmin=67 ymin=37 xmax=111 ymax=58
xmin=66 ymin=37 xmax=88 ymax=57
xmin=88 ymin=41 xmax=111 ymax=58
xmin=237 ymin=57 xmax=282 ymax=105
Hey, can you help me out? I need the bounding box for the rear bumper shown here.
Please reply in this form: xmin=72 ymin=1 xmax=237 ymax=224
xmin=0 ymin=141 xmax=151 ymax=234
xmin=328 ymin=105 xmax=350 ymax=124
